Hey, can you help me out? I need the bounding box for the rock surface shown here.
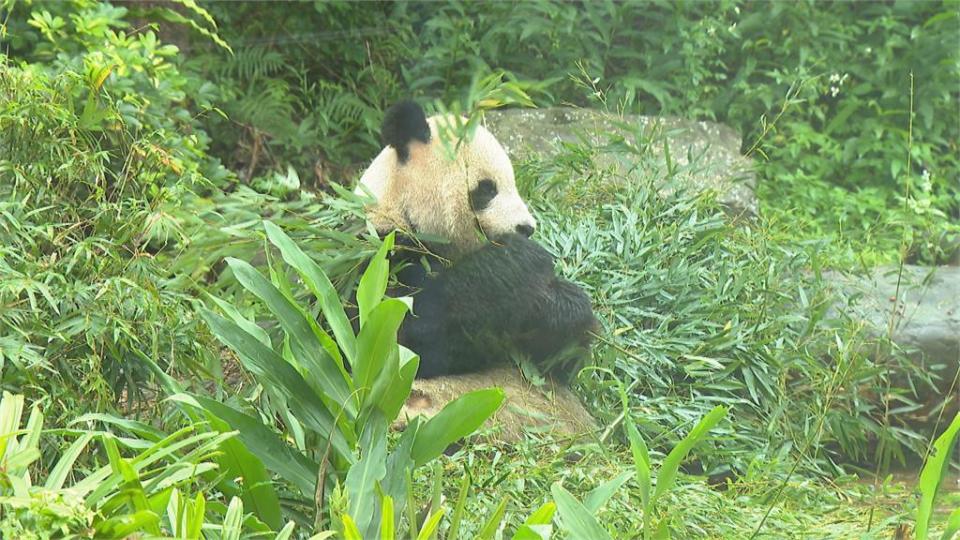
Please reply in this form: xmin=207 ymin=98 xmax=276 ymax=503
xmin=401 ymin=365 xmax=597 ymax=442
xmin=829 ymin=265 xmax=960 ymax=418
xmin=484 ymin=107 xmax=757 ymax=217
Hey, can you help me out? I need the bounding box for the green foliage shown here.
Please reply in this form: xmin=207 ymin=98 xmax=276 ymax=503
xmin=173 ymin=0 xmax=957 ymax=264
xmin=0 ymin=391 xmax=298 ymax=539
xmin=1 ymin=0 xmax=955 ymax=536
xmin=0 ymin=57 xmax=217 ymax=411
xmin=177 ymin=223 xmax=504 ymax=534
xmin=519 ymin=136 xmax=933 ymax=470
xmin=626 ymin=405 xmax=728 ymax=538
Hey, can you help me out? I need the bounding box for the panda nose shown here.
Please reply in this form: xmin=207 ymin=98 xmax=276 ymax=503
xmin=516 ymin=224 xmax=535 ymax=238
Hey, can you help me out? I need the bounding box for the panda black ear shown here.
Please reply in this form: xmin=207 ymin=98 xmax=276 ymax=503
xmin=382 ymin=100 xmax=431 ymax=164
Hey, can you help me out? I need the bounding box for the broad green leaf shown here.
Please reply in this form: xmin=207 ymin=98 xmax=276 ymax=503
xmin=222 ymin=497 xmax=244 ymax=540
xmin=625 ymin=417 xmax=651 ymax=511
xmin=342 ymin=515 xmax=363 ymax=540
xmin=94 ymin=511 xmax=161 ymax=538
xmin=583 ymin=470 xmax=633 ymax=514
xmin=381 ymin=495 xmax=396 ymax=540
xmin=416 ymin=508 xmax=446 ymax=540
xmin=264 ymin=221 xmax=357 ymax=364
xmin=45 ymin=432 xmax=95 ymax=489
xmin=918 ymin=412 xmax=960 ymax=540
xmin=376 ymin=347 xmax=419 ymax=422
xmin=653 ymin=406 xmax=726 ymax=503
xmin=381 ymin=417 xmax=419 ymax=514
xmin=940 ymin=507 xmax=960 ymax=540
xmin=346 ymin=418 xmax=388 ymax=537
xmin=411 ymin=388 xmax=504 ymax=467
xmin=551 ymin=482 xmax=613 ymax=540
xmin=513 ymin=525 xmax=553 ymax=540
xmin=523 ymin=502 xmax=557 ymax=526
xmin=356 ymin=299 xmax=410 ymax=413
xmin=274 ymin=522 xmax=297 ymax=540
xmin=176 ymin=395 xmax=282 ymax=529
xmin=201 ymin=309 xmax=355 ymax=461
xmin=653 ymin=517 xmax=671 ymax=540
xmin=476 ymin=497 xmax=509 ymax=540
xmin=169 ymin=394 xmax=317 ymax=498
xmin=206 ymin=295 xmax=271 ymax=347
xmin=226 ymin=258 xmax=354 ymax=417
xmin=357 ymin=232 xmax=395 ymax=328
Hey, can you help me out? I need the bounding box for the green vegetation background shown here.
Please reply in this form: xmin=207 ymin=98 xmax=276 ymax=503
xmin=0 ymin=0 xmax=957 ymax=538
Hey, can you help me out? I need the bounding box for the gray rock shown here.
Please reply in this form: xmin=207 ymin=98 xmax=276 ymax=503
xmin=829 ymin=265 xmax=960 ymax=418
xmin=484 ymin=108 xmax=757 ymax=217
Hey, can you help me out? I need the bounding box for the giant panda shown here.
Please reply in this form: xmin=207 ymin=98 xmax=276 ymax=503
xmin=357 ymin=100 xmax=596 ymax=379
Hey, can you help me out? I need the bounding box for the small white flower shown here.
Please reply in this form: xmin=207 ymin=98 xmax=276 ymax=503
xmin=920 ymin=169 xmax=933 ymax=192
xmin=865 ymin=46 xmax=872 ymax=54
xmin=829 ymin=73 xmax=841 ymax=83
xmin=734 ymin=5 xmax=740 ymax=14
xmin=830 ymin=86 xmax=840 ymax=97
xmin=729 ymin=22 xmax=738 ymax=32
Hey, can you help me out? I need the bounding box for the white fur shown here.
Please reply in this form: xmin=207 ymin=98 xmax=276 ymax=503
xmin=357 ymin=116 xmax=536 ymax=254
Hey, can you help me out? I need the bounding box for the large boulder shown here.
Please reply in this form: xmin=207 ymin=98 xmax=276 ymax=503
xmin=829 ymin=265 xmax=960 ymax=420
xmin=402 ymin=365 xmax=597 ymax=442
xmin=484 ymin=108 xmax=757 ymax=218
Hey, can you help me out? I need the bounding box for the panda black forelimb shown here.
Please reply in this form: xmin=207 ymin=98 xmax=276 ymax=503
xmin=401 ymin=233 xmax=597 ymax=378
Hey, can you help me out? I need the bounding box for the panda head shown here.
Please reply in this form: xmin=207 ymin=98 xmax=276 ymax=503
xmin=357 ymin=100 xmax=536 ymax=254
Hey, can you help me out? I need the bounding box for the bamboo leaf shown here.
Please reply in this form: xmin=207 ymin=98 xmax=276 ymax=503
xmin=652 ymin=406 xmax=726 ymax=504
xmin=551 ymin=482 xmax=613 ymax=540
xmin=476 ymin=497 xmax=509 ymax=540
xmin=583 ymin=470 xmax=632 ymax=514
xmin=45 ymin=432 xmax=95 ymax=490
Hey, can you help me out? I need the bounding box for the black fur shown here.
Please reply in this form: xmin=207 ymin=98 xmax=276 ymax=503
xmin=397 ymin=234 xmax=597 ymax=379
xmin=381 ymin=100 xmax=431 ymax=164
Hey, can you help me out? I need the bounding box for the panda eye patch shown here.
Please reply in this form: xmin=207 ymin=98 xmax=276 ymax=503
xmin=469 ymin=179 xmax=498 ymax=211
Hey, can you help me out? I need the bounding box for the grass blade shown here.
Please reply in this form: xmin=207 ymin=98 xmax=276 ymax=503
xmin=551 ymin=482 xmax=613 ymax=540
xmin=917 ymin=412 xmax=960 ymax=540
xmin=652 ymin=406 xmax=726 ymax=503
